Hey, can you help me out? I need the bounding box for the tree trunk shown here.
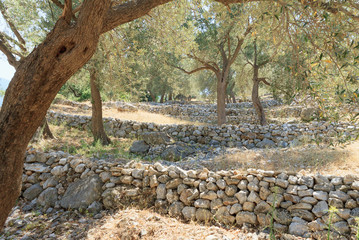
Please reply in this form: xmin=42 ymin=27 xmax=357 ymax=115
xmin=32 ymin=117 xmax=54 ymax=141
xmin=252 ymin=72 xmax=267 ymax=125
xmin=168 ymin=91 xmax=173 ymax=101
xmin=217 ymin=77 xmax=227 ymax=125
xmin=160 ymin=93 xmax=165 ymax=103
xmin=90 ymin=68 xmax=111 ymax=145
xmin=0 ymin=0 xmax=111 ymax=229
xmin=149 ymin=90 xmax=156 ymax=102
xmin=230 ymin=92 xmax=236 ymax=103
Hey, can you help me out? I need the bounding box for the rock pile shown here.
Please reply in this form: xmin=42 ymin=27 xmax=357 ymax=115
xmin=22 ymin=150 xmax=359 ymax=239
xmin=47 ymin=110 xmax=359 ymax=149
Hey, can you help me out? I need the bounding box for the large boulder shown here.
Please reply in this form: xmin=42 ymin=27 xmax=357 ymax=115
xmin=161 ymin=144 xmax=195 ymax=161
xmin=60 ymin=175 xmax=103 ymax=209
xmin=141 ymin=132 xmax=172 ymax=145
xmin=129 ymin=140 xmax=150 ymax=154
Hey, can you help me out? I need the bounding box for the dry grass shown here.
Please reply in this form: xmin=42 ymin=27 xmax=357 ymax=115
xmin=51 ymin=104 xmax=204 ymax=125
xmin=208 ymin=141 xmax=359 ymax=176
xmin=86 ymin=208 xmax=258 ymax=240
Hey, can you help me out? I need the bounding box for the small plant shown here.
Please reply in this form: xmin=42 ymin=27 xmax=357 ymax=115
xmin=327 ymin=206 xmax=338 ymax=240
xmin=267 ymin=186 xmax=278 ymax=240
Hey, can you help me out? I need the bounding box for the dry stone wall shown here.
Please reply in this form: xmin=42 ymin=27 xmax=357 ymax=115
xmin=47 ymin=110 xmax=359 ymax=148
xmin=22 ymin=150 xmax=359 ymax=239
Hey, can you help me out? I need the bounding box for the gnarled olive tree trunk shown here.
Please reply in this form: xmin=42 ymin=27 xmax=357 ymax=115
xmin=90 ymin=67 xmax=111 ymax=145
xmin=0 ymin=0 xmax=110 ymax=229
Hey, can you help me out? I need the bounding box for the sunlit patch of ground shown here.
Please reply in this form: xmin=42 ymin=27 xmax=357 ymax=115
xmin=51 ymin=104 xmax=204 ymax=125
xmin=86 ymin=208 xmax=265 ymax=240
xmin=208 ymin=141 xmax=359 ymax=176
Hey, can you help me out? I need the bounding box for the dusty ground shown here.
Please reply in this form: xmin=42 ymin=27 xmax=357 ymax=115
xmin=51 ymin=104 xmax=203 ymax=125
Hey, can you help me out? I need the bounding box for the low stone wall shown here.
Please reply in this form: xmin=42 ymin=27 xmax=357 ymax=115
xmin=22 ymin=150 xmax=359 ymax=239
xmin=47 ymin=111 xmax=359 ymax=148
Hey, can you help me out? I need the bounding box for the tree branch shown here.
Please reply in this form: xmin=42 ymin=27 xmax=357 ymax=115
xmin=0 ymin=38 xmax=19 ymax=69
xmin=169 ymin=63 xmax=212 ymax=74
xmin=259 ymin=77 xmax=271 ymax=86
xmin=187 ymin=53 xmax=219 ymax=73
xmin=229 ymin=24 xmax=252 ymax=65
xmin=0 ymin=2 xmax=27 ymax=53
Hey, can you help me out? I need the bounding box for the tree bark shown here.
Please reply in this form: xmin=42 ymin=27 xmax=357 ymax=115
xmin=230 ymin=92 xmax=236 ymax=103
xmin=252 ymin=67 xmax=267 ymax=125
xmin=90 ymin=67 xmax=111 ymax=145
xmin=168 ymin=91 xmax=173 ymax=101
xmin=0 ymin=0 xmax=112 ymax=229
xmin=217 ymin=77 xmax=227 ymax=125
xmin=160 ymin=93 xmax=165 ymax=103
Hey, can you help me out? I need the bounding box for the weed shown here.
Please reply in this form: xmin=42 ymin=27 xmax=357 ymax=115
xmin=327 ymin=206 xmax=338 ymax=240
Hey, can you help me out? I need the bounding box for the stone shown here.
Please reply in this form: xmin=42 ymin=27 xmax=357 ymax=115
xmin=23 ymin=183 xmax=43 ymax=200
xmin=289 ymin=219 xmax=309 ymax=237
xmin=298 ymin=189 xmax=313 ymax=197
xmin=247 ymin=182 xmax=259 ymax=192
xmin=290 ymin=210 xmax=315 ymax=221
xmin=87 ymin=201 xmax=103 ymax=214
xmin=43 ymin=177 xmax=58 ymax=189
xmin=312 ymin=201 xmax=328 ymax=217
xmin=24 ymin=163 xmax=50 ymax=173
xmin=60 ymin=175 xmax=103 ymax=209
xmin=180 ymin=188 xmax=199 ymax=205
xmin=329 ymin=190 xmax=349 ymax=202
xmin=257 ymin=213 xmax=271 ymax=226
xmin=352 ymin=181 xmax=359 ymax=190
xmin=156 ymin=184 xmax=166 ymax=199
xmin=328 ymin=198 xmax=344 ymax=208
xmin=243 ymin=202 xmax=255 ymax=212
xmin=214 ymin=207 xmax=235 ymax=225
xmin=254 ymin=201 xmax=271 ymax=214
xmin=230 ymin=203 xmax=243 ymax=214
xmin=196 ymin=209 xmax=212 ymax=222
xmin=182 ymin=206 xmax=196 ymax=220
xmin=99 ymin=172 xmax=112 ymax=183
xmin=194 ymin=199 xmax=210 ymax=209
xmin=37 ymin=187 xmax=57 ymax=207
xmin=298 ymin=176 xmax=314 ymax=188
xmin=51 ymin=166 xmax=65 ymax=176
xmin=276 ymin=179 xmax=289 ymax=188
xmin=259 ymin=187 xmax=271 ymax=200
xmin=247 ymin=191 xmax=261 ymax=204
xmin=132 ymin=169 xmax=144 ymax=179
xmin=166 ymin=178 xmax=182 ymax=189
xmin=155 ymin=199 xmax=168 ymax=214
xmin=211 ymin=198 xmax=223 ymax=210
xmin=345 ymin=199 xmax=357 ymax=209
xmin=236 ymin=211 xmax=257 ymax=225
xmin=222 ymin=197 xmax=238 ymax=205
xmin=235 ymin=191 xmax=247 ymax=204
xmin=141 ymin=132 xmax=172 ymax=145
xmin=256 ymin=138 xmax=276 ymax=148
xmin=216 ymin=179 xmax=226 ymax=189
xmin=224 ymin=185 xmax=237 ymax=196
xmin=161 ymin=144 xmax=195 ymax=161
xmin=333 ymin=221 xmax=350 ymax=234
xmin=74 ymin=163 xmax=86 ymax=173
xmin=337 ymin=209 xmax=351 ymax=220
xmin=274 ymin=209 xmax=292 ymax=225
xmin=313 ymin=191 xmax=328 ymax=201
xmin=300 ymin=197 xmax=318 ymax=205
xmin=287 ymin=203 xmax=312 ymax=211
xmin=169 ymin=201 xmax=184 ymax=217
xmin=200 ymin=191 xmax=217 ymax=200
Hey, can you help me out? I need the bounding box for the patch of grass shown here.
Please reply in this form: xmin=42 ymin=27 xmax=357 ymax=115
xmin=31 ymin=123 xmax=139 ymax=160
